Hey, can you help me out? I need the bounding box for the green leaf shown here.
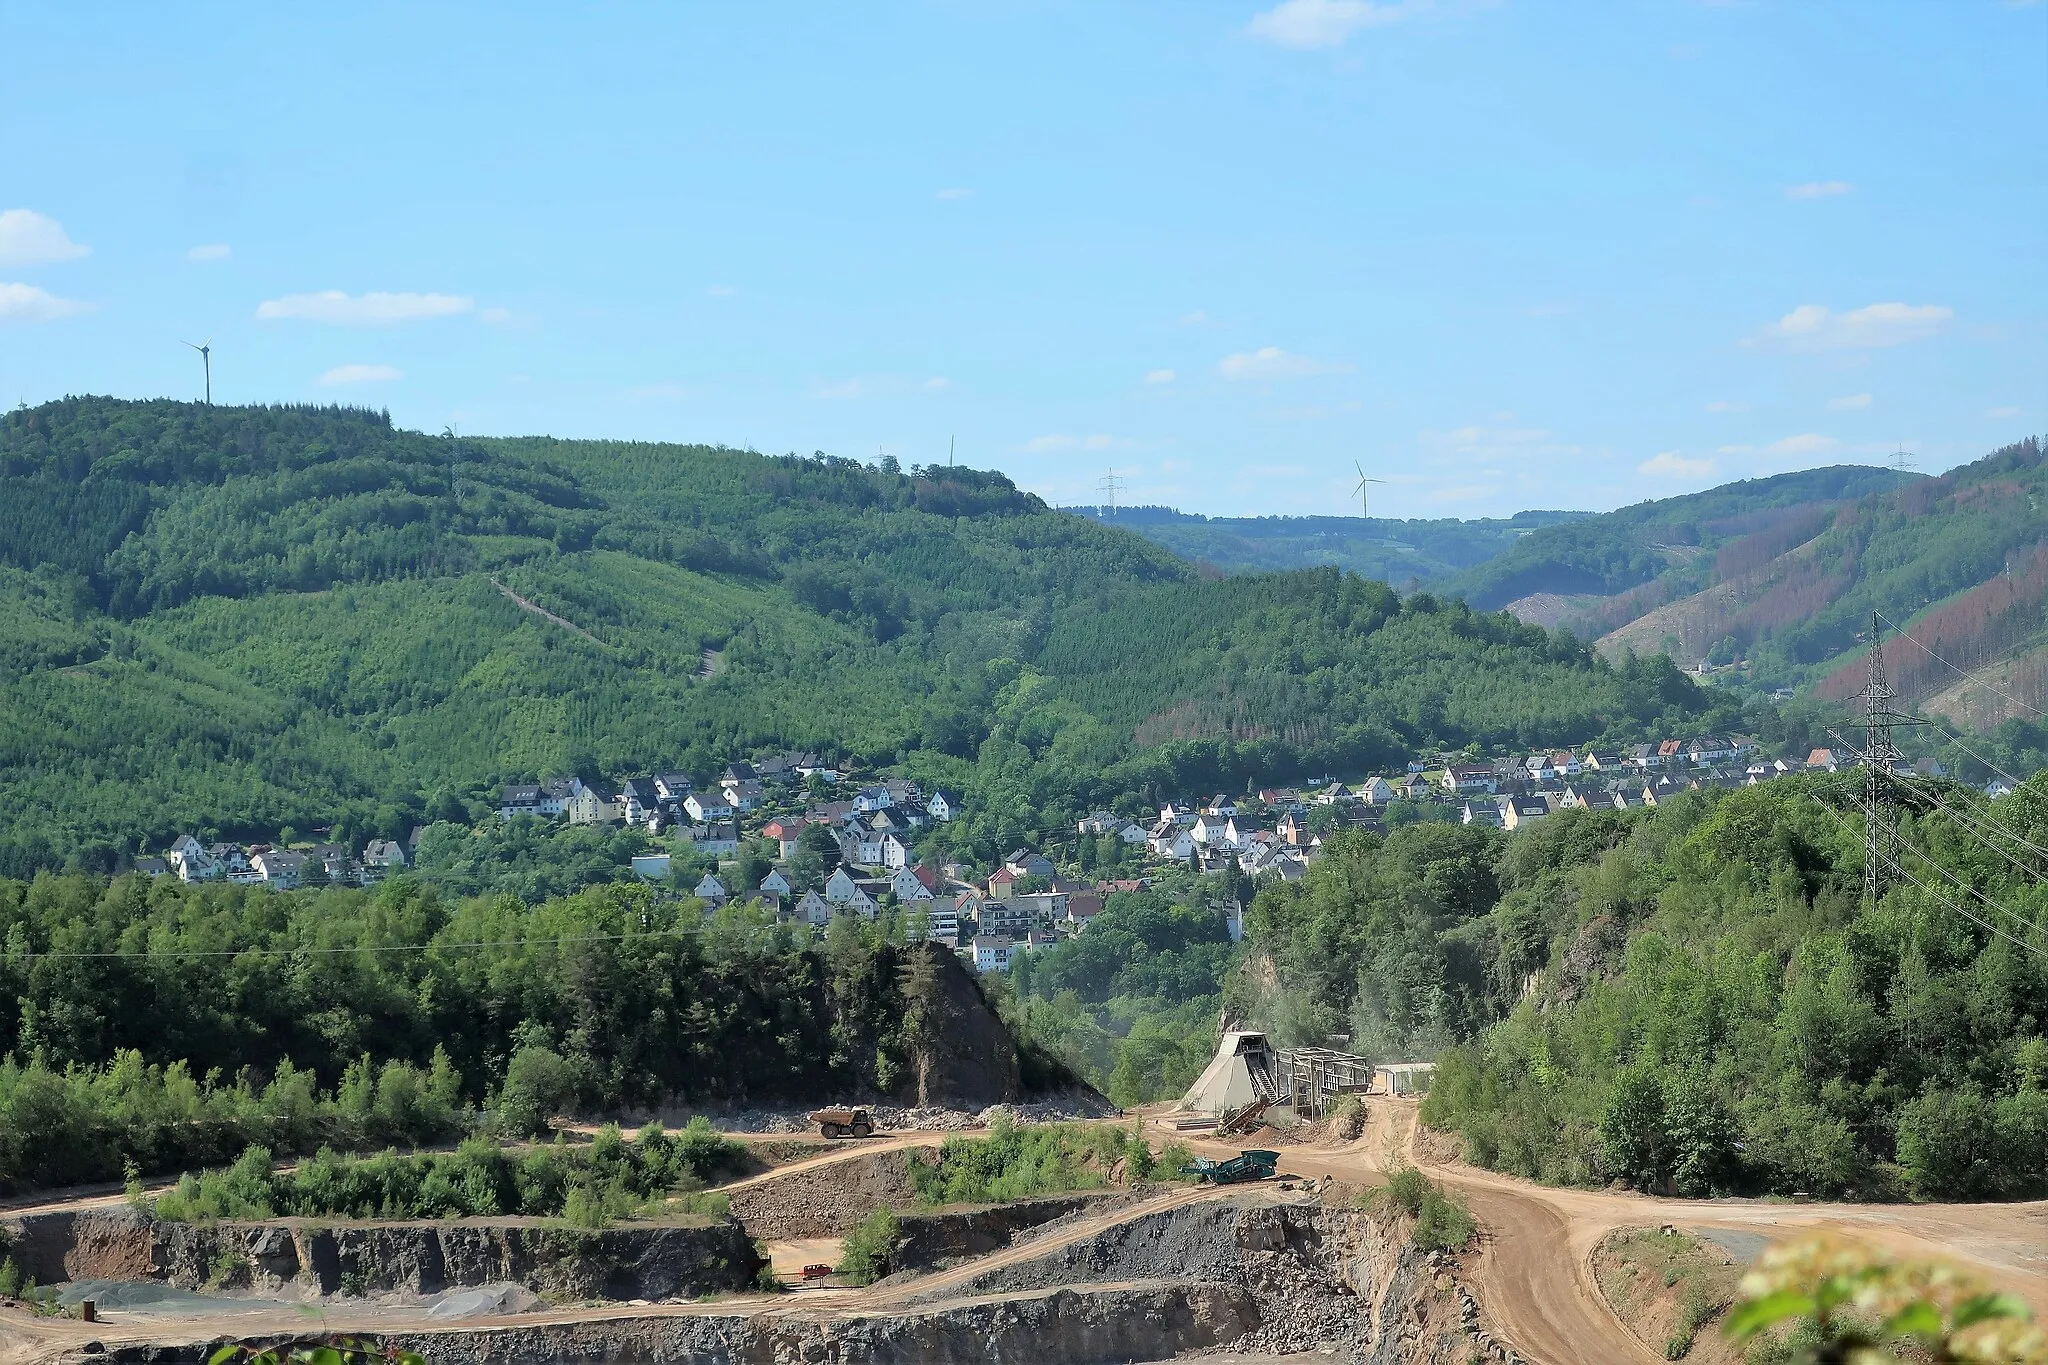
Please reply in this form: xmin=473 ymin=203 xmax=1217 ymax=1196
xmin=1723 ymin=1291 xmax=1815 ymax=1342
xmin=208 ymin=1347 xmax=245 ymax=1365
xmin=1951 ymin=1292 xmax=2030 ymax=1330
xmin=1878 ymin=1300 xmax=1942 ymax=1341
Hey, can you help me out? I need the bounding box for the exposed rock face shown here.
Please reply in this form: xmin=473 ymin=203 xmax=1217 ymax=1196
xmin=723 ymin=1148 xmax=923 ymax=1238
xmin=892 ymin=1194 xmax=1113 ymax=1271
xmin=2 ymin=1209 xmax=763 ymax=1302
xmin=101 ymin=1281 xmax=1260 ymax=1365
xmin=910 ymin=942 xmax=1023 ymax=1105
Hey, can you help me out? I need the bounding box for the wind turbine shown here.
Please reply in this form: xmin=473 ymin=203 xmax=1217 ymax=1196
xmin=183 ymin=339 xmax=212 ymax=405
xmin=1352 ymin=460 xmax=1385 ymax=518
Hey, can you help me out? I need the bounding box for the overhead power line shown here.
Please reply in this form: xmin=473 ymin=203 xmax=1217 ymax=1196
xmin=1873 ymin=608 xmax=2048 ymax=725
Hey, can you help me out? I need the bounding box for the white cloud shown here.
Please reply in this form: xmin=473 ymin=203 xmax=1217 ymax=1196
xmin=933 ymin=188 xmax=974 ymax=201
xmin=0 ymin=281 xmax=93 ymax=322
xmin=1764 ymin=301 xmax=1951 ymax=349
xmin=1786 ymin=180 xmax=1853 ymax=201
xmin=1217 ymin=346 xmax=1342 ymax=380
xmin=922 ymin=376 xmax=951 ymax=391
xmin=705 ymin=285 xmax=737 ymax=297
xmin=477 ymin=306 xmax=518 ymax=328
xmin=256 ymin=290 xmax=475 ymax=324
xmin=1178 ymin=310 xmax=1209 ymax=326
xmin=0 ymin=210 xmax=90 ymax=266
xmin=1145 ymin=368 xmax=1176 ymax=385
xmin=1246 ymin=0 xmax=1425 ymax=49
xmin=1639 ymin=451 xmax=1716 ymax=479
xmin=1827 ymin=393 xmax=1872 ymax=411
xmin=1986 ymin=405 xmax=2021 ymax=419
xmin=316 ymin=363 xmax=402 ymax=386
xmin=1704 ymin=399 xmax=1746 ymax=413
xmin=813 ymin=379 xmax=867 ymax=400
xmin=186 ymin=243 xmax=232 ymax=263
xmin=1768 ymin=433 xmax=1840 ymax=456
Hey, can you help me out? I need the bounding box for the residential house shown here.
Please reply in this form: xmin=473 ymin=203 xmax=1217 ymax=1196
xmin=1257 ymin=788 xmax=1305 ymax=813
xmin=1460 ymin=801 xmax=1505 ymax=829
xmin=1688 ymin=736 xmax=1738 ymax=765
xmin=683 ymin=790 xmax=733 ymax=823
xmin=986 ymin=865 xmax=1019 ymax=900
xmin=1631 ymin=743 xmax=1663 ymax=769
xmin=721 ymin=777 xmax=765 ymax=812
xmin=1059 ymin=892 xmax=1105 ymax=931
xmin=167 ymin=834 xmax=220 ymax=882
xmin=654 ymin=772 xmax=694 ymax=803
xmin=888 ymin=866 xmax=935 ymax=901
xmin=132 ymin=855 xmax=170 ymax=877
xmin=972 ymin=935 xmax=1015 ymax=972
xmin=250 ymin=848 xmax=305 ymax=888
xmin=1158 ymin=802 xmax=1198 ymax=826
xmin=825 ymin=867 xmax=864 ymax=906
xmin=1223 ymin=816 xmax=1268 ymax=850
xmin=761 ymin=817 xmax=811 ymax=858
xmin=1113 ymin=820 xmax=1148 ymax=845
xmin=1583 ymin=752 xmax=1622 ymax=772
xmin=980 ymin=897 xmax=1042 ymax=937
xmin=1013 ymin=890 xmax=1070 ymax=924
xmin=538 ymin=778 xmax=577 ymax=816
xmin=759 ymin=868 xmax=793 ymax=897
xmin=1356 ymin=777 xmax=1396 ymax=805
xmin=927 ymin=790 xmax=960 ymax=822
xmin=722 ymin=761 xmax=759 ymax=786
xmin=853 ymin=785 xmax=894 ymax=813
xmin=363 ymin=838 xmax=407 ymax=875
xmin=1987 ymin=778 xmax=2017 ymax=798
xmin=498 ymin=785 xmax=543 ymax=820
xmin=916 ymin=900 xmax=963 ymax=944
xmin=1553 ymin=786 xmax=1588 ymax=810
xmin=1443 ymin=765 xmax=1499 ymax=795
xmin=1637 ymin=784 xmax=1660 ymax=808
xmin=620 ymin=778 xmax=663 ymax=826
xmin=631 ymin=853 xmax=673 ymax=881
xmin=1523 ymin=754 xmax=1551 ymax=780
xmin=1077 ymin=811 xmax=1122 ymax=836
xmin=1203 ymin=794 xmax=1239 ymax=817
xmin=1267 ymin=855 xmax=1309 ymax=884
xmin=565 ymin=780 xmax=619 ymax=825
xmin=1003 ymin=849 xmax=1055 ymax=879
xmin=694 ymin=873 xmax=728 ymax=903
xmin=1499 ymin=795 xmax=1552 ymax=829
xmin=794 ymin=889 xmax=832 ymax=927
xmin=1148 ymin=824 xmax=1196 ymax=860
xmin=682 ymin=822 xmax=741 ymax=856
xmin=1190 ymin=813 xmax=1233 ymax=847
xmin=1276 ymin=811 xmax=1310 ymax=847
xmin=1657 ymin=739 xmax=1687 ymax=765
xmin=1805 ymin=748 xmax=1840 ymax=773
xmin=1913 ymin=757 xmax=1948 ymax=778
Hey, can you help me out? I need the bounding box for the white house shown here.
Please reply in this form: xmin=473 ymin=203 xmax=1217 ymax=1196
xmin=619 ymin=778 xmax=662 ymax=826
xmin=927 ymin=790 xmax=959 ymax=822
xmin=825 ymin=867 xmax=864 ymax=904
xmin=1357 ymin=777 xmax=1396 ymax=805
xmin=888 ymin=866 xmax=934 ymax=901
xmin=498 ymin=785 xmax=543 ymax=820
xmin=1114 ymin=821 xmax=1148 ymax=845
xmin=167 ymin=835 xmax=220 ymax=882
xmin=972 ymin=934 xmax=1014 ymax=972
xmin=794 ymin=889 xmax=832 ymax=926
xmin=1149 ymin=825 xmax=1196 ymax=860
xmin=538 ymin=778 xmax=576 ymax=816
xmin=853 ymin=785 xmax=894 ymax=813
xmin=880 ymin=832 xmax=913 ymax=869
xmin=565 ymin=781 xmax=619 ymax=825
xmin=694 ymin=873 xmax=728 ymax=902
xmin=683 ymin=791 xmax=733 ymax=823
xmin=1190 ymin=813 xmax=1233 ymax=847
xmin=758 ymin=868 xmax=793 ymax=897
xmin=363 ymin=838 xmax=407 ymax=874
xmin=654 ymin=772 xmax=694 ymax=803
xmin=631 ymin=852 xmax=673 ymax=881
xmin=250 ymin=848 xmax=305 ymax=888
xmin=721 ymin=778 xmax=765 ymax=811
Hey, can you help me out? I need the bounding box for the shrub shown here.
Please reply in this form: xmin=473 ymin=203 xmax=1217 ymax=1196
xmin=837 ymin=1208 xmax=899 ymax=1286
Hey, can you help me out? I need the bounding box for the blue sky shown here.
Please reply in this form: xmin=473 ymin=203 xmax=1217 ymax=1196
xmin=2 ymin=1 xmax=2042 ymax=518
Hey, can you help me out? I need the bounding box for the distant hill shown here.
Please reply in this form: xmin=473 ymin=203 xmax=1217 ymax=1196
xmin=1064 ymin=505 xmax=1588 ymax=584
xmin=1431 ymin=443 xmax=2048 ymax=708
xmin=0 ymin=397 xmax=1740 ymax=876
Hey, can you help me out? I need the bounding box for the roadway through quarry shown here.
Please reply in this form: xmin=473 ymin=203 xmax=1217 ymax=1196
xmin=0 ymin=1104 xmax=2041 ymax=1365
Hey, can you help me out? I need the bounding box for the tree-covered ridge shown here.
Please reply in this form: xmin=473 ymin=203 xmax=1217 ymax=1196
xmin=0 ymin=396 xmax=1746 ymax=877
xmin=1433 ymin=464 xmax=1917 ymax=611
xmin=1235 ymin=775 xmax=2048 ymax=1200
xmin=1064 ymin=505 xmax=1588 ymax=584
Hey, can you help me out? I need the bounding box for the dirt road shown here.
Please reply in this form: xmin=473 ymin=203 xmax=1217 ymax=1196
xmin=1173 ymin=1102 xmax=2048 ymax=1365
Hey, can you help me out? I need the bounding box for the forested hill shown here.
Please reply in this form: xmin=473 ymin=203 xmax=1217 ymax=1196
xmin=0 ymin=397 xmax=1742 ymax=876
xmin=1062 ymin=505 xmax=1588 ymax=585
xmin=1429 ymin=443 xmax=2048 ymax=719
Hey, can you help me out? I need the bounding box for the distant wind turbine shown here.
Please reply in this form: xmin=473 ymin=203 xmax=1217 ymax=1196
xmin=183 ymin=339 xmax=213 ymax=405
xmin=1352 ymin=460 xmax=1386 ymax=518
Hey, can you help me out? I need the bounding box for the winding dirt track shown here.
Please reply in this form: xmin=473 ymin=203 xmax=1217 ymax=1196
xmin=3 ymin=1113 xmax=2043 ymax=1365
xmin=1174 ymin=1101 xmax=2048 ymax=1365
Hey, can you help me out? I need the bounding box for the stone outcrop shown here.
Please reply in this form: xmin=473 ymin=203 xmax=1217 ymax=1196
xmin=1 ymin=1209 xmax=763 ymax=1302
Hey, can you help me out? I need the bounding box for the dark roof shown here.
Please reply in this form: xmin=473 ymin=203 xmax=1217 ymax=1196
xmin=621 ymin=777 xmax=660 ymax=801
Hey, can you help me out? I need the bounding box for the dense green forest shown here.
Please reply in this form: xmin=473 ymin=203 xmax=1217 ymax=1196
xmin=0 ymin=397 xmax=1744 ymax=877
xmin=1234 ymin=773 xmax=2048 ymax=1200
xmin=1065 ymin=505 xmax=1586 ymax=584
xmin=0 ymin=871 xmax=1042 ymax=1192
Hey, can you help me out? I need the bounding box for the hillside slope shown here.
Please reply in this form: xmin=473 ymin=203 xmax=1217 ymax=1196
xmin=1064 ymin=505 xmax=1586 ymax=584
xmin=0 ymin=397 xmax=1742 ymax=876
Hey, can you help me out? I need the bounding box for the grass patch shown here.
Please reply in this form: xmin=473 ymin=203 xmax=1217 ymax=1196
xmin=906 ymin=1120 xmax=1171 ymax=1205
xmin=1368 ymin=1165 xmax=1476 ymax=1252
xmin=837 ymin=1209 xmax=899 ymax=1286
xmin=1594 ymin=1227 xmax=1740 ymax=1363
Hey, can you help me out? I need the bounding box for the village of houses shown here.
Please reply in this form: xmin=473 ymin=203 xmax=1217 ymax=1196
xmin=144 ymin=733 xmax=1965 ymax=975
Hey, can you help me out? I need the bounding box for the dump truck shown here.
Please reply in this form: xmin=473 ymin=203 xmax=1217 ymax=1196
xmin=808 ymin=1106 xmax=876 ymax=1138
xmin=1180 ymin=1149 xmax=1280 ymax=1184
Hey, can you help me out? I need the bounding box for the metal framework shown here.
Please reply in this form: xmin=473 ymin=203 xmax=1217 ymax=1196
xmin=1275 ymin=1046 xmax=1374 ymax=1115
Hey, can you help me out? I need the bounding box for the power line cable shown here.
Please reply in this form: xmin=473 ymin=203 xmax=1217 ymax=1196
xmin=1874 ymin=609 xmax=2048 ymax=724
xmin=1918 ymin=714 xmax=2030 ymax=793
xmin=1904 ymin=780 xmax=2048 ymax=873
